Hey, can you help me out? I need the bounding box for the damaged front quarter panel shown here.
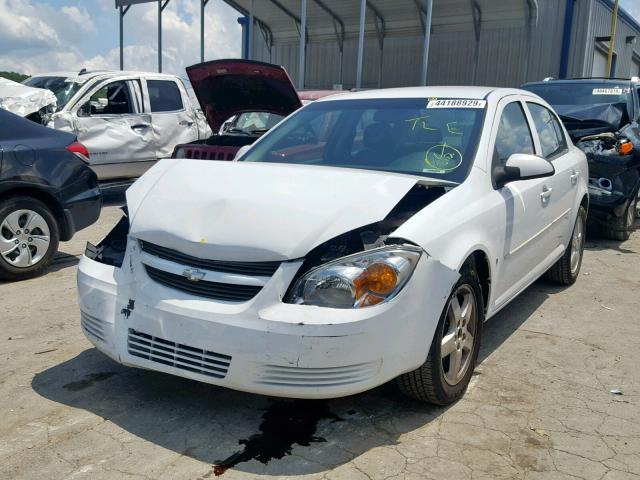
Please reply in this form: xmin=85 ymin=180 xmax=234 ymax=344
xmin=575 ymin=122 xmax=640 ymax=222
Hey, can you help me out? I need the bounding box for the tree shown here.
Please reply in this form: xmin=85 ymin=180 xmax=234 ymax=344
xmin=0 ymin=71 xmax=30 ymax=83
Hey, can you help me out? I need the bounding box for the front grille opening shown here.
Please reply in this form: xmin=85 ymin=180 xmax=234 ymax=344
xmin=144 ymin=264 xmax=262 ymax=302
xmin=139 ymin=240 xmax=281 ymax=277
xmin=81 ymin=312 xmax=106 ymax=343
xmin=127 ymin=329 xmax=231 ymax=379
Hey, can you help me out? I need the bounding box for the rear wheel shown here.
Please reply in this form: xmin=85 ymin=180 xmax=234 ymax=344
xmin=547 ymin=205 xmax=586 ymax=285
xmin=0 ymin=196 xmax=59 ymax=281
xmin=396 ymin=266 xmax=483 ymax=405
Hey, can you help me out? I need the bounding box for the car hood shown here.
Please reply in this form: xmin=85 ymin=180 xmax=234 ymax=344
xmin=127 ymin=160 xmax=426 ymax=262
xmin=0 ymin=77 xmax=57 ymax=117
xmin=186 ymin=59 xmax=302 ymax=133
xmin=554 ymin=103 xmax=628 ymax=138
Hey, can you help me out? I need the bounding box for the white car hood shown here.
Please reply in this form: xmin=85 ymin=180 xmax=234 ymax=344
xmin=127 ymin=160 xmax=422 ymax=261
xmin=0 ymin=78 xmax=57 ymax=117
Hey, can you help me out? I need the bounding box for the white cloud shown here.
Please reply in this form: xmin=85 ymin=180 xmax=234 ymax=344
xmin=0 ymin=0 xmax=241 ymax=76
xmin=61 ymin=6 xmax=96 ymax=34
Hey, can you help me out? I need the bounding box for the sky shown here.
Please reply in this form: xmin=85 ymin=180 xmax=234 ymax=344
xmin=0 ymin=0 xmax=242 ymax=77
xmin=0 ymin=0 xmax=639 ymax=78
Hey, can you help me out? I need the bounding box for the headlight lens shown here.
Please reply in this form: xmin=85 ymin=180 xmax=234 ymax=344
xmin=288 ymin=245 xmax=422 ymax=308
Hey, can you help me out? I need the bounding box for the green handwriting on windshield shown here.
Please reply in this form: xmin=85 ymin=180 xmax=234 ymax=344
xmin=405 ymin=115 xmax=438 ymax=131
xmin=423 ymin=142 xmax=463 ymax=174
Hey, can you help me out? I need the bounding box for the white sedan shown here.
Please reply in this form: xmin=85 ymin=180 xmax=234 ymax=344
xmin=77 ymin=87 xmax=588 ymax=405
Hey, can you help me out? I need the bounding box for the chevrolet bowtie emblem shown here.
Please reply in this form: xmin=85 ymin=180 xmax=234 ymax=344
xmin=182 ymin=268 xmax=206 ymax=282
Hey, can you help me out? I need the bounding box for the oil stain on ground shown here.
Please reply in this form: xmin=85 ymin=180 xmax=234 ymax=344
xmin=63 ymin=372 xmax=118 ymax=392
xmin=211 ymin=399 xmax=343 ymax=476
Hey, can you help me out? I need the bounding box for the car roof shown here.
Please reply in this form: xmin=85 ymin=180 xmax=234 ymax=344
xmin=28 ymin=71 xmax=180 ymax=81
xmin=524 ymin=78 xmax=638 ymax=87
xmin=314 ymin=86 xmax=526 ymax=102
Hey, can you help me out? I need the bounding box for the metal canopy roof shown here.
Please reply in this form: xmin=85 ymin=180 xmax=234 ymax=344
xmin=224 ymin=0 xmax=537 ymax=42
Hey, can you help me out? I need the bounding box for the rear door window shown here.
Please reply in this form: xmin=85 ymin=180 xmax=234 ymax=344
xmin=527 ymin=102 xmax=567 ymax=159
xmin=494 ymin=102 xmax=535 ymax=166
xmin=147 ymin=80 xmax=183 ymax=112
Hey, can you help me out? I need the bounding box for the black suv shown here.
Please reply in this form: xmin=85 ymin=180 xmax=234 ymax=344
xmin=522 ymin=78 xmax=640 ymax=240
xmin=0 ymin=109 xmax=102 ymax=280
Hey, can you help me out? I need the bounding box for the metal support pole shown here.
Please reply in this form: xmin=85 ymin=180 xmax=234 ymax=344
xmin=248 ymin=0 xmax=254 ymax=60
xmin=606 ymin=0 xmax=619 ymax=78
xmin=158 ymin=0 xmax=162 ymax=72
xmin=201 ymin=0 xmax=205 ymax=62
xmin=420 ymin=0 xmax=433 ymax=86
xmin=119 ymin=6 xmax=124 ymax=70
xmin=298 ymin=0 xmax=307 ymax=89
xmin=356 ymin=0 xmax=366 ymax=89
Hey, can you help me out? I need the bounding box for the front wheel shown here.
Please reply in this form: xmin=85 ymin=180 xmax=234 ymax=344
xmin=547 ymin=205 xmax=586 ymax=285
xmin=396 ymin=267 xmax=484 ymax=405
xmin=603 ymin=196 xmax=637 ymax=241
xmin=0 ymin=196 xmax=59 ymax=281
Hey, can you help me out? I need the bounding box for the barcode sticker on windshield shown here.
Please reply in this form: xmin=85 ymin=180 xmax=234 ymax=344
xmin=592 ymin=88 xmax=623 ymax=95
xmin=427 ymin=99 xmax=486 ymax=109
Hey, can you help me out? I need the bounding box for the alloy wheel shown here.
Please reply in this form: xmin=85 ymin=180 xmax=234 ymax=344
xmin=0 ymin=209 xmax=51 ymax=268
xmin=440 ymin=284 xmax=477 ymax=386
xmin=570 ymin=213 xmax=584 ymax=275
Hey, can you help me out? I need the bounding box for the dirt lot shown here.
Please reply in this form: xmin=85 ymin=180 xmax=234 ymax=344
xmin=1 ymin=198 xmax=639 ymax=480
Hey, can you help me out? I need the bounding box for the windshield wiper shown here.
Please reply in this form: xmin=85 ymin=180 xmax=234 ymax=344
xmin=225 ymin=128 xmax=250 ymax=136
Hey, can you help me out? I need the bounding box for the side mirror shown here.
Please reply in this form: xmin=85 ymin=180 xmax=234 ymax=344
xmin=234 ymin=144 xmax=251 ymax=161
xmin=494 ymin=153 xmax=554 ymax=189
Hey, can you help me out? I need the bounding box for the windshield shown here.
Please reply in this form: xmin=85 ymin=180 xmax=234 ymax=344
xmin=235 ymin=112 xmax=284 ymax=133
xmin=23 ymin=76 xmax=82 ymax=110
xmin=241 ymin=98 xmax=485 ymax=183
xmin=524 ymin=82 xmax=632 ymax=111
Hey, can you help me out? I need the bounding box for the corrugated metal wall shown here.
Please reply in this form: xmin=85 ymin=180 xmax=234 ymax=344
xmin=251 ymin=0 xmax=640 ymax=89
xmin=569 ymin=0 xmax=640 ymax=78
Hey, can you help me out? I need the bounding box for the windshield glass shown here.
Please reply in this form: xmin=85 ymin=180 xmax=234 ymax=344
xmin=235 ymin=112 xmax=284 ymax=132
xmin=23 ymin=76 xmax=82 ymax=110
xmin=241 ymin=98 xmax=486 ymax=182
xmin=524 ymin=82 xmax=632 ymax=111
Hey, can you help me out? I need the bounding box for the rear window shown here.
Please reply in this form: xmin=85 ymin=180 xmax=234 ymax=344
xmin=147 ymin=80 xmax=183 ymax=112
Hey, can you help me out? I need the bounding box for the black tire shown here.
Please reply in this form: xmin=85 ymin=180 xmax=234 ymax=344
xmin=547 ymin=205 xmax=587 ymax=285
xmin=0 ymin=196 xmax=59 ymax=281
xmin=396 ymin=264 xmax=484 ymax=405
xmin=603 ymin=196 xmax=637 ymax=241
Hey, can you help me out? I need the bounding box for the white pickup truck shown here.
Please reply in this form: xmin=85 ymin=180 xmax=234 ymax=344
xmin=20 ymin=70 xmax=210 ymax=181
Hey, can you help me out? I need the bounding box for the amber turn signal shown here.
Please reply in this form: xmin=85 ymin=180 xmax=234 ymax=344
xmin=618 ymin=140 xmax=633 ymax=155
xmin=354 ymin=262 xmax=399 ymax=307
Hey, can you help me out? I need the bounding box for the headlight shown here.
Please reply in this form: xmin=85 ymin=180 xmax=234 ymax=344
xmin=288 ymin=245 xmax=422 ymax=308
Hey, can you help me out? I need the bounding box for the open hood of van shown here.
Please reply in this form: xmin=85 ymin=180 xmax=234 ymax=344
xmin=186 ymin=59 xmax=303 ymax=133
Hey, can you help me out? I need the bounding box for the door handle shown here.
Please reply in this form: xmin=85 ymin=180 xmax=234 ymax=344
xmin=179 ymin=120 xmax=194 ymax=127
xmin=130 ymin=124 xmax=149 ymax=130
xmin=570 ymin=170 xmax=579 ymax=186
xmin=540 ymin=185 xmax=553 ymax=203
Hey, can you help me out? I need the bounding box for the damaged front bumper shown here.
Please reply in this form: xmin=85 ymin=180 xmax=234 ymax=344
xmin=577 ymin=127 xmax=640 ymax=225
xmin=77 ymin=236 xmax=456 ymax=399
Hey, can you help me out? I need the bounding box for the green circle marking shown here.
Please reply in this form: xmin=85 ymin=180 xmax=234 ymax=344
xmin=424 ymin=143 xmax=463 ymax=173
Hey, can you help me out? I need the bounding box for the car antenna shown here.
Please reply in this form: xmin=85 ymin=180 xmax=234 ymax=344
xmin=78 ymin=68 xmax=88 ymax=75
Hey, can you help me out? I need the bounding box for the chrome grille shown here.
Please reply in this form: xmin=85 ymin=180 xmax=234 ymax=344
xmin=139 ymin=240 xmax=281 ymax=277
xmin=127 ymin=329 xmax=231 ymax=379
xmin=81 ymin=311 xmax=105 ymax=343
xmin=144 ymin=265 xmax=262 ymax=301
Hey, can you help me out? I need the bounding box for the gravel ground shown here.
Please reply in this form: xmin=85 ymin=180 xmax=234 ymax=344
xmin=1 ymin=198 xmax=639 ymax=480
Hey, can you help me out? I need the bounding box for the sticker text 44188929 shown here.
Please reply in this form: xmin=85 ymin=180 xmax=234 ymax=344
xmin=427 ymin=99 xmax=487 ymax=109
